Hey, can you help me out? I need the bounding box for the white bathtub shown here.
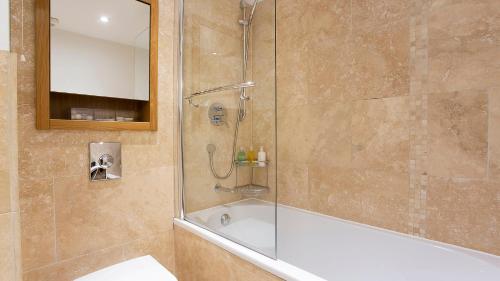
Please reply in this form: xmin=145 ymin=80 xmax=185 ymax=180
xmin=175 ymin=199 xmax=500 ymax=281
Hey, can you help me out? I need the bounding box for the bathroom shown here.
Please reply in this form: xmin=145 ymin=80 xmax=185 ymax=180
xmin=0 ymin=0 xmax=499 ymax=280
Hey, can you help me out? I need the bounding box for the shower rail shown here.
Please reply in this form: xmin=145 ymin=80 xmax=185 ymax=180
xmin=185 ymin=81 xmax=255 ymax=107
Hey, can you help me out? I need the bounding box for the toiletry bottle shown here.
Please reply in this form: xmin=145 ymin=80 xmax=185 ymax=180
xmin=258 ymin=146 xmax=266 ymax=166
xmin=247 ymin=146 xmax=256 ymax=162
xmin=237 ymin=147 xmax=247 ymax=162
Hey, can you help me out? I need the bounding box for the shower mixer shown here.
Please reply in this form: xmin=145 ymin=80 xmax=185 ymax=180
xmin=208 ymin=103 xmax=226 ymax=126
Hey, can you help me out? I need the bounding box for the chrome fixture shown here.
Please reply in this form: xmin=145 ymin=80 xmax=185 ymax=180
xmin=89 ymin=142 xmax=122 ymax=181
xmin=207 ymin=142 xmax=239 ymax=179
xmin=238 ymin=0 xmax=258 ymax=121
xmin=208 ymin=103 xmax=226 ymax=126
xmin=221 ymin=214 xmax=231 ymax=226
xmin=204 ymin=0 xmax=261 ymax=180
xmin=185 ymin=81 xmax=255 ymax=108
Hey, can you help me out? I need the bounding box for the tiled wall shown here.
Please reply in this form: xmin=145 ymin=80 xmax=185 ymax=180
xmin=0 ymin=51 xmax=21 ymax=281
xmin=276 ymin=0 xmax=500 ymax=255
xmin=174 ymin=226 xmax=282 ymax=281
xmin=10 ymin=0 xmax=177 ymax=280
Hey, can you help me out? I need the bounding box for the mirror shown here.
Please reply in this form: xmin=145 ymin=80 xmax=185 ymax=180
xmin=50 ymin=0 xmax=151 ymax=101
xmin=35 ymin=0 xmax=157 ymax=130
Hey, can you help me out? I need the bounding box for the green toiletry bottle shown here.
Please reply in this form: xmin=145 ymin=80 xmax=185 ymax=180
xmin=237 ymin=147 xmax=247 ymax=162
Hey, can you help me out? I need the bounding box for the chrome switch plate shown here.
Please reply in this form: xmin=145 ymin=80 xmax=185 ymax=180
xmin=89 ymin=142 xmax=122 ymax=181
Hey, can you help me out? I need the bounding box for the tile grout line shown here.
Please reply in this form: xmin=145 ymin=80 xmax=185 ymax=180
xmin=52 ymin=177 xmax=58 ymax=263
xmin=24 ymin=230 xmax=170 ymax=274
xmin=486 ymin=90 xmax=490 ymax=180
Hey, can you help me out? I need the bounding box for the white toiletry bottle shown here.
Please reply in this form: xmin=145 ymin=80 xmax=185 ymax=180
xmin=258 ymin=146 xmax=266 ymax=167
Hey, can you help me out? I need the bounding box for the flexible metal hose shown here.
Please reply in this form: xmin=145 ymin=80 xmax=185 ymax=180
xmin=207 ymin=97 xmax=243 ymax=179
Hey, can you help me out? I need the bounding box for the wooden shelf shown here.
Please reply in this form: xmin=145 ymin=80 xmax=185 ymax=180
xmin=50 ymin=92 xmax=149 ymax=119
xmin=49 ymin=119 xmax=153 ymax=131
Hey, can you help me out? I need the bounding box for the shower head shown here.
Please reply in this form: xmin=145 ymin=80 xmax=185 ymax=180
xmin=242 ymin=0 xmax=260 ymax=26
xmin=240 ymin=0 xmax=261 ymax=7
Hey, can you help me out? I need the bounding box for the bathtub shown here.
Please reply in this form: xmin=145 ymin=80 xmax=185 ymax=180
xmin=174 ymin=199 xmax=500 ymax=281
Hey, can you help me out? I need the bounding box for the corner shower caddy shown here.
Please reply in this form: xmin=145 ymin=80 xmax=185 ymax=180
xmin=214 ymin=160 xmax=270 ymax=196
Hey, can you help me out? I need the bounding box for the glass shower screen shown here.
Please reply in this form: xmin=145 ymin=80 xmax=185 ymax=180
xmin=180 ymin=0 xmax=277 ymax=258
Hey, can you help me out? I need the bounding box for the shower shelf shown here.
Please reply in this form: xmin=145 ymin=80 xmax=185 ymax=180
xmin=234 ymin=160 xmax=269 ymax=168
xmin=214 ymin=184 xmax=269 ymax=195
xmin=229 ymin=158 xmax=271 ymax=196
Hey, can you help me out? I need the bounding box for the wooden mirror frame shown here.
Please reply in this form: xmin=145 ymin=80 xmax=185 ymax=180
xmin=35 ymin=0 xmax=158 ymax=131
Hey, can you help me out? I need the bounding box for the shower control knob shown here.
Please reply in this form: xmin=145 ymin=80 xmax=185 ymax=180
xmin=208 ymin=103 xmax=226 ymax=126
xmin=98 ymin=154 xmax=114 ymax=169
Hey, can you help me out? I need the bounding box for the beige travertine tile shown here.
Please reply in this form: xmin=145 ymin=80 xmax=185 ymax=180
xmin=0 ymin=171 xmax=10 ymax=214
xmin=276 ymin=0 xmax=309 ymax=108
xmin=11 ymin=0 xmax=177 ymax=276
xmin=351 ymin=19 xmax=410 ymax=100
xmin=0 ymin=51 xmax=21 ymax=281
xmin=277 ymin=162 xmax=310 ymax=210
xmin=54 ymin=167 xmax=174 ymax=260
xmin=352 ymin=0 xmax=411 ymax=30
xmin=428 ymin=0 xmax=500 ymax=93
xmin=350 ymin=169 xmax=409 ymax=233
xmin=121 ymin=144 xmax=172 ymax=176
xmin=308 ymin=166 xmax=409 ymax=233
xmin=23 ymin=246 xmax=124 ymax=281
xmin=19 ymin=178 xmax=56 ymax=271
xmin=307 ymin=102 xmax=352 ymax=169
xmin=122 ymin=230 xmax=176 ymax=274
xmin=278 ymin=101 xmax=351 ymax=167
xmin=352 ymin=96 xmax=410 ymax=173
xmin=306 ymin=0 xmax=352 ymax=105
xmin=428 ymin=91 xmax=488 ymax=178
xmin=174 ymin=226 xmax=282 ymax=281
xmin=426 ymin=177 xmax=500 ymax=255
xmin=276 ymin=0 xmax=411 ymax=237
xmin=0 ymin=51 xmax=17 ymax=215
xmin=306 ymin=166 xmax=361 ymax=220
xmin=0 ymin=213 xmax=17 ymax=281
xmin=276 ymin=104 xmax=310 ymax=164
xmin=488 ymin=89 xmax=500 ymax=181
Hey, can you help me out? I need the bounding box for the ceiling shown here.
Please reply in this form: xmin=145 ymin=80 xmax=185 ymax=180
xmin=51 ymin=0 xmax=150 ymax=49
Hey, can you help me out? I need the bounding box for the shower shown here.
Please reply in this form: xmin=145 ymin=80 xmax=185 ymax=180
xmin=181 ymin=0 xmax=277 ymax=259
xmin=204 ymin=0 xmax=260 ymax=180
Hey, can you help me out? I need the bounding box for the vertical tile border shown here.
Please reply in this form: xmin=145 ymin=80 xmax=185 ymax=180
xmin=408 ymin=0 xmax=430 ymax=237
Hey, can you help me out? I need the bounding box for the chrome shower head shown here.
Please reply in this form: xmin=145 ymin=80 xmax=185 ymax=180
xmin=241 ymin=0 xmax=260 ymax=25
xmin=240 ymin=0 xmax=260 ymax=7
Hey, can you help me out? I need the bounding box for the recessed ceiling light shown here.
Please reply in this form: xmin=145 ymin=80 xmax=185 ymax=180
xmin=99 ymin=16 xmax=110 ymax=23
